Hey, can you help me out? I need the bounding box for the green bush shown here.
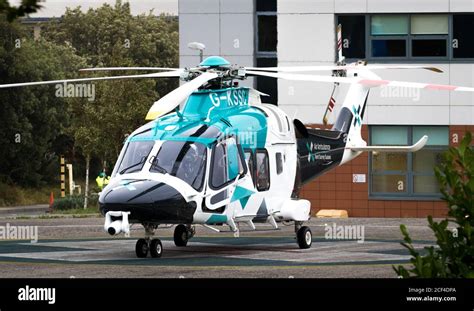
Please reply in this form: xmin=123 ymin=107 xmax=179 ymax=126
xmin=51 ymin=194 xmax=98 ymax=211
xmin=394 ymin=132 xmax=474 ymax=278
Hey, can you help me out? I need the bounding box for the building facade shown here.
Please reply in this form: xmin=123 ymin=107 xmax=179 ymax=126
xmin=179 ymin=0 xmax=474 ymax=217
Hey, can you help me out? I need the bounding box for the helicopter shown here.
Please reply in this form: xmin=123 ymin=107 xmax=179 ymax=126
xmin=2 ymin=30 xmax=474 ymax=259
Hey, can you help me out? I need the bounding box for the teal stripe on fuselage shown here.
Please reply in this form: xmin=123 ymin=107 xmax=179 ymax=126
xmin=128 ymin=87 xmax=268 ymax=149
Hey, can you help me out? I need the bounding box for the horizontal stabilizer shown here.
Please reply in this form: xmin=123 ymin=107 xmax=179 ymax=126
xmin=348 ymin=135 xmax=428 ymax=152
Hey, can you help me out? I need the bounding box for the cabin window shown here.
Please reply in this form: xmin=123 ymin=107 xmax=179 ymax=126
xmin=275 ymin=152 xmax=283 ymax=175
xmin=210 ymin=137 xmax=245 ymax=189
xmin=256 ymin=149 xmax=270 ymax=191
xmin=244 ymin=149 xmax=255 ymax=186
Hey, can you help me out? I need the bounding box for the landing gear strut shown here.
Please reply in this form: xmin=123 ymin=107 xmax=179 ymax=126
xmin=295 ymin=221 xmax=312 ymax=249
xmin=174 ymin=224 xmax=195 ymax=247
xmin=135 ymin=223 xmax=163 ymax=258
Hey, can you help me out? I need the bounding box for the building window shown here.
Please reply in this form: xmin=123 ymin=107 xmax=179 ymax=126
xmin=412 ymin=127 xmax=448 ymax=195
xmin=369 ymin=126 xmax=448 ymax=198
xmin=257 ymin=15 xmax=277 ymax=52
xmin=256 ymin=0 xmax=277 ymax=54
xmin=338 ymin=13 xmax=472 ymax=61
xmin=412 ymin=39 xmax=447 ymax=57
xmin=255 ymin=1 xmax=277 ymax=104
xmin=337 ymin=15 xmax=366 ymax=59
xmin=453 ymin=14 xmax=474 ymax=58
xmin=369 ymin=14 xmax=448 ymax=59
xmin=256 ymin=0 xmax=276 ymax=12
xmin=410 ymin=14 xmax=448 ymax=58
xmin=411 ymin=15 xmax=448 ymax=35
xmin=371 ymin=39 xmax=407 ymax=57
xmin=371 ymin=126 xmax=409 ymax=194
xmin=371 ymin=15 xmax=409 ymax=35
xmin=256 ymin=57 xmax=278 ymax=105
xmin=256 ymin=149 xmax=270 ymax=191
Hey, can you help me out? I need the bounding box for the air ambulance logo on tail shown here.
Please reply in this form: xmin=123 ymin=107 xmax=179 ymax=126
xmin=352 ymin=105 xmax=362 ymax=127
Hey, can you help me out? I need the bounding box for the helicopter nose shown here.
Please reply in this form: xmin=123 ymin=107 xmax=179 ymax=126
xmin=99 ymin=179 xmax=196 ymax=223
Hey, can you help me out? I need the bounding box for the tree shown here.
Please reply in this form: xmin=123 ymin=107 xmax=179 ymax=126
xmin=394 ymin=132 xmax=474 ymax=278
xmin=0 ymin=0 xmax=42 ymax=22
xmin=41 ymin=1 xmax=178 ymax=207
xmin=0 ymin=1 xmax=178 ymax=207
xmin=0 ymin=15 xmax=86 ymax=187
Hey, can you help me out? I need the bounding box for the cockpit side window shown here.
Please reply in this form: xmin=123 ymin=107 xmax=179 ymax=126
xmin=211 ymin=142 xmax=228 ymax=189
xmin=150 ymin=141 xmax=207 ymax=191
xmin=210 ymin=137 xmax=245 ymax=190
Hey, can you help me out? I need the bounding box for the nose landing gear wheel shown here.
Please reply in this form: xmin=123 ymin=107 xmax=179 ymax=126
xmin=135 ymin=238 xmax=149 ymax=258
xmin=297 ymin=226 xmax=312 ymax=249
xmin=150 ymin=238 xmax=163 ymax=258
xmin=174 ymin=224 xmax=189 ymax=247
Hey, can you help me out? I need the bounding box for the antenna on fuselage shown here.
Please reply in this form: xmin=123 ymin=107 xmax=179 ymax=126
xmin=188 ymin=42 xmax=206 ymax=62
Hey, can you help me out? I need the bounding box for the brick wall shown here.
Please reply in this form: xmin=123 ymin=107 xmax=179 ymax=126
xmin=299 ymin=124 xmax=473 ymax=218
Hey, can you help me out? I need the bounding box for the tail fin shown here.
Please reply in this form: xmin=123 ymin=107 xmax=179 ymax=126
xmin=293 ymin=68 xmax=428 ymax=190
xmin=333 ymin=68 xmax=428 ymax=165
xmin=293 ymin=70 xmax=372 ymax=187
xmin=333 ymin=79 xmax=371 ymax=165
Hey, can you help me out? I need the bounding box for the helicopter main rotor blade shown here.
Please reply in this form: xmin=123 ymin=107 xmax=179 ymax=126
xmin=79 ymin=67 xmax=180 ymax=72
xmin=0 ymin=71 xmax=182 ymax=89
xmin=246 ymin=70 xmax=474 ymax=92
xmin=246 ymin=65 xmax=443 ymax=73
xmin=145 ymin=71 xmax=219 ymax=120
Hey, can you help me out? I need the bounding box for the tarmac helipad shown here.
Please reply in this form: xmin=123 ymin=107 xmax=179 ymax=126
xmin=0 ymin=217 xmax=436 ymax=278
xmin=0 ymin=237 xmax=430 ymax=266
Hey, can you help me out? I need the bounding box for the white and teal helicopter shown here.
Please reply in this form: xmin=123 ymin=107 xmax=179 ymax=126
xmin=2 ymin=37 xmax=474 ymax=258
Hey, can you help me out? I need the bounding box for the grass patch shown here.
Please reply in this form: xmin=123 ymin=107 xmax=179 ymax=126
xmin=0 ymin=179 xmax=101 ymax=208
xmin=0 ymin=183 xmax=59 ymax=207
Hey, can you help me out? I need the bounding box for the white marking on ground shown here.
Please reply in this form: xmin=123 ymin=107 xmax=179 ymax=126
xmin=0 ymin=238 xmax=429 ymax=264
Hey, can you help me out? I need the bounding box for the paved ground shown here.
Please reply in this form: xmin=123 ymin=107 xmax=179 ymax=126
xmin=0 ymin=204 xmax=49 ymax=218
xmin=0 ymin=216 xmax=438 ymax=278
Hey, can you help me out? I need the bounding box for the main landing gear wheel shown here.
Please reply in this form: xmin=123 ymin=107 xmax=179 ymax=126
xmin=174 ymin=224 xmax=189 ymax=247
xmin=135 ymin=238 xmax=149 ymax=258
xmin=297 ymin=226 xmax=312 ymax=249
xmin=150 ymin=238 xmax=163 ymax=258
